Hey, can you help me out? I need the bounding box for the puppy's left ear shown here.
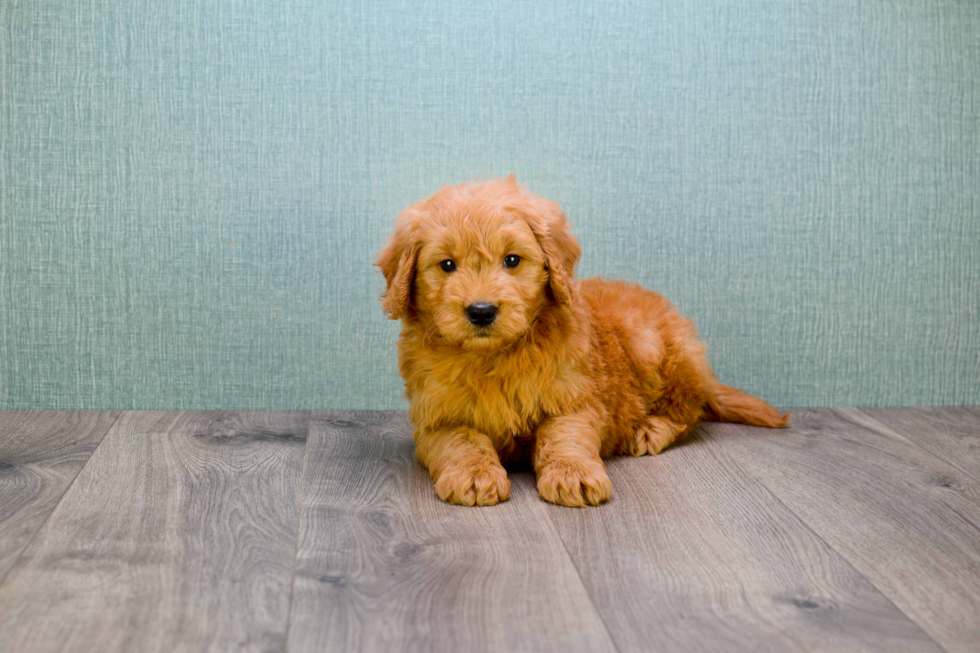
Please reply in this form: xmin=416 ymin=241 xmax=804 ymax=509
xmin=374 ymin=207 xmax=422 ymax=320
xmin=514 ymin=193 xmax=581 ymax=305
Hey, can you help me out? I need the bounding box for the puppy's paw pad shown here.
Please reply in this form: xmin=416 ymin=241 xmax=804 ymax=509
xmin=434 ymin=462 xmax=510 ymax=506
xmin=537 ymin=459 xmax=612 ymax=507
xmin=637 ymin=417 xmax=684 ymax=456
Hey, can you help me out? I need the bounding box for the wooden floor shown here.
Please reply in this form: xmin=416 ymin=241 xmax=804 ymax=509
xmin=0 ymin=409 xmax=978 ymax=652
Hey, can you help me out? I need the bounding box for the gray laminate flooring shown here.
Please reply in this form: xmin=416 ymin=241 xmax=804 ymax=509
xmin=0 ymin=408 xmax=978 ymax=653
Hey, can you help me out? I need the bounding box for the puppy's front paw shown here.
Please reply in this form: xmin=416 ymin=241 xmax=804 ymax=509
xmin=434 ymin=460 xmax=510 ymax=506
xmin=537 ymin=458 xmax=612 ymax=507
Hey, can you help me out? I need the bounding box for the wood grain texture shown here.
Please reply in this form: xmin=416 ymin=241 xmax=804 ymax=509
xmin=545 ymin=430 xmax=941 ymax=653
xmin=287 ymin=411 xmax=617 ymax=653
xmin=705 ymin=409 xmax=980 ymax=653
xmin=3 ymin=408 xmax=979 ymax=652
xmin=0 ymin=411 xmax=309 ymax=653
xmin=0 ymin=411 xmax=119 ymax=584
xmin=856 ymin=406 xmax=980 ymax=482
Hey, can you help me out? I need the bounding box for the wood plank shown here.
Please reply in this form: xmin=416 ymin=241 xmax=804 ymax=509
xmin=287 ymin=411 xmax=617 ymax=653
xmin=0 ymin=411 xmax=308 ymax=653
xmin=705 ymin=409 xmax=980 ymax=653
xmin=0 ymin=411 xmax=119 ymax=584
xmin=546 ymin=428 xmax=940 ymax=653
xmin=856 ymin=406 xmax=980 ymax=482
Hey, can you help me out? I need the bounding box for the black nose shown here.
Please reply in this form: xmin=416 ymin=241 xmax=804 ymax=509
xmin=466 ymin=303 xmax=498 ymax=327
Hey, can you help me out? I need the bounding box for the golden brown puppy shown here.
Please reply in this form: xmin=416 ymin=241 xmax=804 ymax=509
xmin=376 ymin=176 xmax=787 ymax=507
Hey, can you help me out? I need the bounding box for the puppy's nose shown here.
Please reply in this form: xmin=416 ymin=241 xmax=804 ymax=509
xmin=466 ymin=302 xmax=498 ymax=327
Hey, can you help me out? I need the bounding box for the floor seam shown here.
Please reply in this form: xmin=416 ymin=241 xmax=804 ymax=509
xmin=282 ymin=410 xmax=312 ymax=653
xmin=845 ymin=407 xmax=980 ymax=486
xmin=541 ymin=500 xmax=624 ymax=653
xmin=705 ymin=426 xmax=953 ymax=653
xmin=0 ymin=409 xmax=124 ymax=589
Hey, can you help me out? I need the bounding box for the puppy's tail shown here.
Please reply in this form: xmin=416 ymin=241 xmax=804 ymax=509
xmin=704 ymin=382 xmax=789 ymax=428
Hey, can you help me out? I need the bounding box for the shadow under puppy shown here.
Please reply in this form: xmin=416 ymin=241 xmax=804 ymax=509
xmin=376 ymin=176 xmax=787 ymax=507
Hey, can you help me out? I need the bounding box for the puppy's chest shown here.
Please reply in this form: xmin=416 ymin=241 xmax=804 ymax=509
xmin=416 ymin=356 xmax=551 ymax=439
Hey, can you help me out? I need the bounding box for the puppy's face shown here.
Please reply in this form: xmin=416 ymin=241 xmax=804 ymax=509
xmin=376 ymin=177 xmax=581 ymax=352
xmin=415 ymin=212 xmax=549 ymax=351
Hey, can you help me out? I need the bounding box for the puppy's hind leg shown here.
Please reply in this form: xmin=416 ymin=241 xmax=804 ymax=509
xmin=632 ymin=352 xmax=708 ymax=456
xmin=633 ymin=416 xmax=687 ymax=456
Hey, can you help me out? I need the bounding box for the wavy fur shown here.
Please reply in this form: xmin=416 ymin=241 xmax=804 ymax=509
xmin=375 ymin=177 xmax=788 ymax=507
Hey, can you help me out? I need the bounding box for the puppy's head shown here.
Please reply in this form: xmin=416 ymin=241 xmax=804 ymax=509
xmin=375 ymin=176 xmax=580 ymax=351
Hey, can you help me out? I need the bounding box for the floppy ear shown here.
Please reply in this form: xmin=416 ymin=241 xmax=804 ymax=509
xmin=513 ymin=193 xmax=581 ymax=305
xmin=374 ymin=208 xmax=421 ymax=320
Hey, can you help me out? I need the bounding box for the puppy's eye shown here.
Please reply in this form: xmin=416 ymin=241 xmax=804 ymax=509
xmin=439 ymin=259 xmax=457 ymax=273
xmin=504 ymin=254 xmax=521 ymax=269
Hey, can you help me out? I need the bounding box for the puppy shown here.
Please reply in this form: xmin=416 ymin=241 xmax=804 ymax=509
xmin=375 ymin=176 xmax=787 ymax=507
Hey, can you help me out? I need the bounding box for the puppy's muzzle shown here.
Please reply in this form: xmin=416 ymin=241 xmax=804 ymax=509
xmin=466 ymin=302 xmax=498 ymax=327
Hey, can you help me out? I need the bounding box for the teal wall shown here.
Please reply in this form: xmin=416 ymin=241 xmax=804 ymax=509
xmin=1 ymin=0 xmax=978 ymax=410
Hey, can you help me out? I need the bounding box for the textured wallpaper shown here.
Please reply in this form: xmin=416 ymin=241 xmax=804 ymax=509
xmin=1 ymin=0 xmax=978 ymax=410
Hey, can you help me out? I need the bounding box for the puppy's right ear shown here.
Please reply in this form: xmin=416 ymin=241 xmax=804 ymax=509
xmin=374 ymin=207 xmax=421 ymax=320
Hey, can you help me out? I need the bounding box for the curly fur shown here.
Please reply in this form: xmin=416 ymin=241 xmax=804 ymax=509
xmin=375 ymin=176 xmax=788 ymax=507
